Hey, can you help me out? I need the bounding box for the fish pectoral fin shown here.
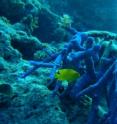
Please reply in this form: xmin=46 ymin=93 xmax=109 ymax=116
xmin=55 ymin=73 xmax=60 ymax=79
xmin=55 ymin=74 xmax=58 ymax=78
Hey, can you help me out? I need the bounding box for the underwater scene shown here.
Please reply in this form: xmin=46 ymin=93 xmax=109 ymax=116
xmin=0 ymin=0 xmax=117 ymax=124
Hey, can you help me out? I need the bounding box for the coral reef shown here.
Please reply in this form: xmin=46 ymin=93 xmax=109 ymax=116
xmin=0 ymin=83 xmax=69 ymax=124
xmin=21 ymin=26 xmax=117 ymax=124
xmin=0 ymin=0 xmax=41 ymax=23
xmin=0 ymin=0 xmax=117 ymax=124
xmin=0 ymin=1 xmax=70 ymax=124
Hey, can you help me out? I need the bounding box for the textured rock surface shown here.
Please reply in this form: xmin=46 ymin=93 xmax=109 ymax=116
xmin=0 ymin=84 xmax=69 ymax=124
xmin=0 ymin=2 xmax=69 ymax=124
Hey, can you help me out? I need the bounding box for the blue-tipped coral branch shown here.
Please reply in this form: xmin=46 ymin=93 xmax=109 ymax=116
xmin=20 ymin=53 xmax=59 ymax=78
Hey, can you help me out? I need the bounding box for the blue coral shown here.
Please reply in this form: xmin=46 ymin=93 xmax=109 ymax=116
xmin=20 ymin=26 xmax=117 ymax=124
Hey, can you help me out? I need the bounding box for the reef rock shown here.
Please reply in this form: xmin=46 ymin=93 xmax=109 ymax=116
xmin=0 ymin=84 xmax=69 ymax=124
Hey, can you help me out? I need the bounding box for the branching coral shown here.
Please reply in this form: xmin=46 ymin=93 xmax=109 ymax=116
xmin=20 ymin=27 xmax=117 ymax=124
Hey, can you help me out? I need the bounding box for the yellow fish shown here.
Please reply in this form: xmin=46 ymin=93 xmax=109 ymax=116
xmin=55 ymin=69 xmax=80 ymax=82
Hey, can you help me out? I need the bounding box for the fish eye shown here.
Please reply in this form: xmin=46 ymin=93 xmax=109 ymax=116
xmin=57 ymin=70 xmax=60 ymax=74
